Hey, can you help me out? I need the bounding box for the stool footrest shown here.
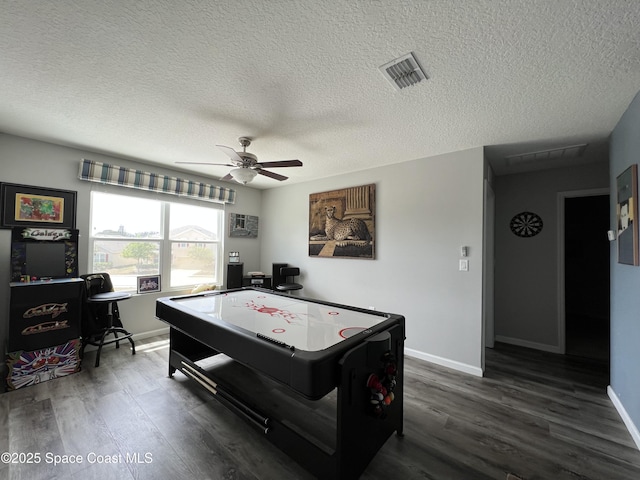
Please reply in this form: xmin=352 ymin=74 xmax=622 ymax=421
xmin=84 ymin=328 xmax=133 ymax=346
xmin=81 ymin=327 xmax=136 ymax=367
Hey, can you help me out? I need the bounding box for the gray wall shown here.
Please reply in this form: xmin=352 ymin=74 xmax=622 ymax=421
xmin=609 ymin=90 xmax=640 ymax=441
xmin=260 ymin=147 xmax=486 ymax=375
xmin=493 ymin=161 xmax=609 ymax=351
xmin=1 ymin=136 xmax=486 ymax=376
xmin=0 ymin=133 xmax=262 ymax=353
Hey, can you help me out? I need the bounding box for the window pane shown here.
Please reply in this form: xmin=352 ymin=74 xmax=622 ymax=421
xmin=93 ymin=240 xmax=160 ymax=291
xmin=90 ymin=192 xmax=222 ymax=292
xmin=170 ymin=243 xmax=217 ymax=287
xmin=169 ymin=203 xmax=219 ymax=241
xmin=92 ymin=192 xmax=162 ymax=239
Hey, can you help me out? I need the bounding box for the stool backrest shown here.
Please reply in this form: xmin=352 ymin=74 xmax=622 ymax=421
xmin=85 ymin=274 xmax=104 ymax=297
xmin=280 ymin=267 xmax=300 ymax=277
xmin=83 ymin=273 xmax=115 ymax=296
xmin=80 ymin=273 xmax=119 ymax=337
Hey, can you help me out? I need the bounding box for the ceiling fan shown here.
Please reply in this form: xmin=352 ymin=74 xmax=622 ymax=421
xmin=176 ymin=137 xmax=303 ymax=184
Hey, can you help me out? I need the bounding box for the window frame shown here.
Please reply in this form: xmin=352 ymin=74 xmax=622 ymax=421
xmin=88 ymin=189 xmax=224 ymax=293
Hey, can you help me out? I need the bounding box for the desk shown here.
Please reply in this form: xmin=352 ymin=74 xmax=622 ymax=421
xmin=156 ymin=287 xmax=405 ymax=479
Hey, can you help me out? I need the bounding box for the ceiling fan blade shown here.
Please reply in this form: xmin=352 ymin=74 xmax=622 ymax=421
xmin=216 ymin=144 xmax=244 ymax=163
xmin=175 ymin=161 xmax=235 ymax=167
xmin=220 ymin=173 xmax=234 ymax=181
xmin=256 ymin=160 xmax=303 ymax=168
xmin=257 ymin=169 xmax=288 ymax=181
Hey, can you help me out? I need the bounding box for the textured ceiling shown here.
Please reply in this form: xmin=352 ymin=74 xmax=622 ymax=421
xmin=1 ymin=1 xmax=640 ymax=188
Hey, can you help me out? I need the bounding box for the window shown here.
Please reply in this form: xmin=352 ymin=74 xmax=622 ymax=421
xmin=89 ymin=191 xmax=223 ymax=291
xmin=93 ymin=252 xmax=109 ymax=264
xmin=168 ymin=202 xmax=221 ymax=289
xmin=234 ymin=214 xmax=247 ymax=230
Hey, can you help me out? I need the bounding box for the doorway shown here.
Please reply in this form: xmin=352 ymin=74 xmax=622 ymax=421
xmin=564 ymin=194 xmax=610 ymax=362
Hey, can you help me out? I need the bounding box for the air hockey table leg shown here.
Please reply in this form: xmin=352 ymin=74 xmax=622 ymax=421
xmin=334 ymin=324 xmax=404 ymax=479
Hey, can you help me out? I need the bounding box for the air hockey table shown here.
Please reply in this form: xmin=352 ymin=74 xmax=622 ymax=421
xmin=156 ymin=287 xmax=405 ymax=479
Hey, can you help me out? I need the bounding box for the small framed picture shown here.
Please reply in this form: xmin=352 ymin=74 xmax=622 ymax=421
xmin=229 ymin=213 xmax=259 ymax=238
xmin=617 ymin=164 xmax=639 ymax=265
xmin=137 ymin=275 xmax=161 ymax=294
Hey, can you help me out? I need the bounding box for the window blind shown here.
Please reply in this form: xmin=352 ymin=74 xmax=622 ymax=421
xmin=78 ymin=159 xmax=235 ymax=204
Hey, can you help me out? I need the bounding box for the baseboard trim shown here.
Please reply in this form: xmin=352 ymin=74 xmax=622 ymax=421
xmin=494 ymin=335 xmax=563 ymax=354
xmin=608 ymin=385 xmax=640 ymax=451
xmin=82 ymin=327 xmax=170 ymax=353
xmin=132 ymin=327 xmax=170 ymax=341
xmin=405 ymin=347 xmax=483 ymax=377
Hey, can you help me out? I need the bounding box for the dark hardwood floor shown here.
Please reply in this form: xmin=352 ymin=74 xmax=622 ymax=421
xmin=1 ymin=337 xmax=639 ymax=480
xmin=565 ymin=313 xmax=610 ymax=362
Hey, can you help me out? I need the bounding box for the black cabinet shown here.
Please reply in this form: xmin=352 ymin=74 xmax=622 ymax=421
xmin=242 ymin=275 xmax=272 ymax=289
xmin=8 ymin=279 xmax=83 ymax=352
xmin=272 ymin=263 xmax=288 ymax=290
xmin=226 ymin=263 xmax=244 ymax=289
xmin=6 ymin=278 xmax=83 ymax=390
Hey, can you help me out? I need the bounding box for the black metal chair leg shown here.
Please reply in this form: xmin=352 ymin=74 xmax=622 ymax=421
xmin=94 ymin=329 xmax=111 ymax=368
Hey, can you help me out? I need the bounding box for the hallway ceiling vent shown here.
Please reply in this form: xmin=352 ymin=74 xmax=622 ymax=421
xmin=379 ymin=52 xmax=427 ymax=91
xmin=506 ymin=144 xmax=588 ymax=166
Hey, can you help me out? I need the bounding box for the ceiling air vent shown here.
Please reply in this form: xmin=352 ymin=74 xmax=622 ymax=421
xmin=506 ymin=144 xmax=588 ymax=165
xmin=379 ymin=52 xmax=427 ymax=91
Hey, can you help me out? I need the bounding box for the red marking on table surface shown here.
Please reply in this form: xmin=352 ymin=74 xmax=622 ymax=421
xmin=339 ymin=327 xmax=366 ymax=338
xmin=245 ymin=300 xmax=302 ymax=324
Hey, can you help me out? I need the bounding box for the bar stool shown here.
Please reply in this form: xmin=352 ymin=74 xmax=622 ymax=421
xmin=81 ymin=273 xmax=135 ymax=367
xmin=275 ymin=267 xmax=303 ymax=293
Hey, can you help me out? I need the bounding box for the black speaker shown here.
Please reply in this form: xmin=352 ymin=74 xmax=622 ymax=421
xmin=271 ymin=263 xmax=288 ymax=290
xmin=226 ymin=263 xmax=244 ymax=289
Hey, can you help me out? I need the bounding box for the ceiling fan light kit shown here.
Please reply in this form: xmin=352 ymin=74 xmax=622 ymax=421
xmin=230 ymin=167 xmax=258 ymax=184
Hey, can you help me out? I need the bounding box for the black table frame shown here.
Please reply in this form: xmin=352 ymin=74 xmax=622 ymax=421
xmin=156 ymin=287 xmax=405 ymax=480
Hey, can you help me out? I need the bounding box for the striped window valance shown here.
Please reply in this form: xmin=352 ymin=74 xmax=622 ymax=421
xmin=79 ymin=159 xmax=235 ymax=204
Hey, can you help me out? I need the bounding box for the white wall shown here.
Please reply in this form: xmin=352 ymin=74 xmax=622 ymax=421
xmin=1 ymin=134 xmax=486 ymax=377
xmin=0 ymin=133 xmax=262 ymax=353
xmin=260 ymin=147 xmax=486 ymax=375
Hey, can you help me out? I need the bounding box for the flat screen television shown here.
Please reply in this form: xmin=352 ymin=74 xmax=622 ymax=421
xmin=25 ymin=242 xmax=67 ymax=279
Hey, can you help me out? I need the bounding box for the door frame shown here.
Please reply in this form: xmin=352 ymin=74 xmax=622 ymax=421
xmin=483 ymin=179 xmax=496 ymax=364
xmin=556 ymin=187 xmax=609 ymax=354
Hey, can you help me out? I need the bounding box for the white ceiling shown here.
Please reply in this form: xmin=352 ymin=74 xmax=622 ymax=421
xmin=2 ymin=1 xmax=639 ymax=188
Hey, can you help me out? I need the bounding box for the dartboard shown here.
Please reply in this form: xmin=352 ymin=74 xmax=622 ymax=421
xmin=510 ymin=211 xmax=543 ymax=237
